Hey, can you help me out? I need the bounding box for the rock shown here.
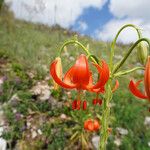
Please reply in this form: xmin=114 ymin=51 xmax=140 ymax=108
xmin=0 ymin=127 xmax=4 ymax=136
xmin=37 ymin=129 xmax=42 ymax=135
xmin=144 ymin=117 xmax=150 ymax=127
xmin=114 ymin=138 xmax=121 ymax=146
xmin=92 ymin=135 xmax=100 ymax=150
xmin=116 ymin=127 xmax=128 ymax=135
xmin=32 ymin=130 xmax=37 ymax=139
xmin=30 ymin=81 xmax=51 ymax=101
xmin=27 ymin=122 xmax=31 ymax=128
xmin=0 ymin=138 xmax=7 ymax=150
xmin=60 ymin=114 xmax=67 ymax=120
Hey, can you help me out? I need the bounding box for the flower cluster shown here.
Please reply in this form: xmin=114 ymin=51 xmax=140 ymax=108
xmin=50 ymin=54 xmax=111 ymax=131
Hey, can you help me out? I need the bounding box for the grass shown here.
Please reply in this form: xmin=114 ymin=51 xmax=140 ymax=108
xmin=0 ymin=5 xmax=150 ymax=150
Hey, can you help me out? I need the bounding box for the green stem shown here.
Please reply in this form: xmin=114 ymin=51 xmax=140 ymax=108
xmin=113 ymin=67 xmax=145 ymax=78
xmin=58 ymin=40 xmax=97 ymax=64
xmin=99 ymin=81 xmax=112 ymax=150
xmin=112 ymin=38 xmax=150 ymax=74
xmin=109 ymin=24 xmax=142 ymax=71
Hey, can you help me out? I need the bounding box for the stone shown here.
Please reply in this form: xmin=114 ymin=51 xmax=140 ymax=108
xmin=60 ymin=114 xmax=67 ymax=120
xmin=0 ymin=127 xmax=4 ymax=136
xmin=92 ymin=135 xmax=100 ymax=150
xmin=114 ymin=138 xmax=121 ymax=146
xmin=144 ymin=117 xmax=150 ymax=127
xmin=37 ymin=129 xmax=42 ymax=135
xmin=32 ymin=130 xmax=37 ymax=139
xmin=0 ymin=138 xmax=7 ymax=150
xmin=30 ymin=81 xmax=51 ymax=101
xmin=116 ymin=127 xmax=128 ymax=135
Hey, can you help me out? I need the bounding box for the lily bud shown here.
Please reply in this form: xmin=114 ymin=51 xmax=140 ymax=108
xmin=137 ymin=42 xmax=148 ymax=65
xmin=52 ymin=57 xmax=62 ymax=90
xmin=83 ymin=100 xmax=87 ymax=110
xmin=76 ymin=100 xmax=81 ymax=110
xmin=92 ymin=99 xmax=97 ymax=105
xmin=72 ymin=100 xmax=77 ymax=110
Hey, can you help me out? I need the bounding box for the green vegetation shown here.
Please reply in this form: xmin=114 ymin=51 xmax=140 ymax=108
xmin=0 ymin=5 xmax=150 ymax=150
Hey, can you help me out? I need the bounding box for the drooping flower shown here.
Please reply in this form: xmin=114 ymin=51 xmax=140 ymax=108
xmin=129 ymin=56 xmax=150 ymax=101
xmin=50 ymin=54 xmax=109 ymax=91
xmin=84 ymin=119 xmax=100 ymax=131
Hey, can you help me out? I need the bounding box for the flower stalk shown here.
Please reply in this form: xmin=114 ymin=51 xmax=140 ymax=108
xmin=99 ymin=81 xmax=112 ymax=150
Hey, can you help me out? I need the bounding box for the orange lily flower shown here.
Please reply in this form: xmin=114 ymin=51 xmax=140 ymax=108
xmin=129 ymin=56 xmax=150 ymax=101
xmin=50 ymin=54 xmax=109 ymax=91
xmin=84 ymin=119 xmax=100 ymax=131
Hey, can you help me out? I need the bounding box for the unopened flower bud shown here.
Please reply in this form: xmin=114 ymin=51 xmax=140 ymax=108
xmin=72 ymin=100 xmax=77 ymax=110
xmin=83 ymin=100 xmax=87 ymax=110
xmin=92 ymin=99 xmax=97 ymax=105
xmin=76 ymin=100 xmax=81 ymax=110
xmin=53 ymin=57 xmax=62 ymax=90
xmin=97 ymin=99 xmax=102 ymax=105
xmin=137 ymin=42 xmax=148 ymax=65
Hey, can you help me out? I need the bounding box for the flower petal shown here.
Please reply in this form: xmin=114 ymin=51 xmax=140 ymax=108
xmin=129 ymin=80 xmax=148 ymax=99
xmin=90 ymin=60 xmax=110 ymax=89
xmin=144 ymin=56 xmax=150 ymax=100
xmin=112 ymin=80 xmax=119 ymax=92
xmin=72 ymin=54 xmax=90 ymax=86
xmin=50 ymin=60 xmax=77 ymax=89
xmin=63 ymin=66 xmax=75 ymax=85
xmin=91 ymin=86 xmax=105 ymax=93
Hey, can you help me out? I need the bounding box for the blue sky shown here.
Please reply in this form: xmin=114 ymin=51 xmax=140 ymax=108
xmin=73 ymin=1 xmax=113 ymax=36
xmin=5 ymin=0 xmax=150 ymax=43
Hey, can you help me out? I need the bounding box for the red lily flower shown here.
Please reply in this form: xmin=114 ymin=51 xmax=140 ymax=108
xmin=129 ymin=56 xmax=150 ymax=101
xmin=50 ymin=54 xmax=109 ymax=91
xmin=84 ymin=119 xmax=100 ymax=131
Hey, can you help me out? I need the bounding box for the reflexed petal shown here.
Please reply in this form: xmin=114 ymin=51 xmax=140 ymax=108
xmin=50 ymin=60 xmax=77 ymax=89
xmin=89 ymin=60 xmax=110 ymax=89
xmin=129 ymin=80 xmax=148 ymax=99
xmin=63 ymin=66 xmax=75 ymax=85
xmin=72 ymin=54 xmax=90 ymax=86
xmin=144 ymin=56 xmax=150 ymax=100
xmin=112 ymin=80 xmax=119 ymax=92
xmin=91 ymin=86 xmax=105 ymax=93
xmin=83 ymin=72 xmax=93 ymax=90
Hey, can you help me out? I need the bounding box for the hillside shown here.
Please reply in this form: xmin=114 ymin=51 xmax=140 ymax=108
xmin=0 ymin=5 xmax=150 ymax=150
